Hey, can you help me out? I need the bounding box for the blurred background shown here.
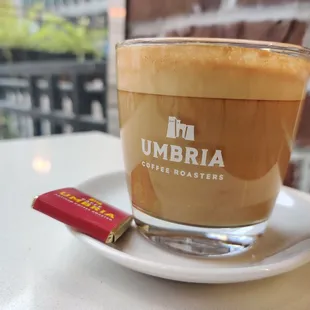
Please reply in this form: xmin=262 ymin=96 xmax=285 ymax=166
xmin=0 ymin=0 xmax=310 ymax=191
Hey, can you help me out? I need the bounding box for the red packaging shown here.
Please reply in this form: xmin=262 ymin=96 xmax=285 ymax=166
xmin=32 ymin=187 xmax=133 ymax=243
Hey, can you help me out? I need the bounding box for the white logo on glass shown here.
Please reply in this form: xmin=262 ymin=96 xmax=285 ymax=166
xmin=166 ymin=116 xmax=195 ymax=141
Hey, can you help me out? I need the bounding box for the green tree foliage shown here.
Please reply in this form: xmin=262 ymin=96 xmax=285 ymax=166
xmin=0 ymin=2 xmax=107 ymax=59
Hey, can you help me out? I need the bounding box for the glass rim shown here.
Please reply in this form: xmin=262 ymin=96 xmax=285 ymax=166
xmin=116 ymin=37 xmax=310 ymax=57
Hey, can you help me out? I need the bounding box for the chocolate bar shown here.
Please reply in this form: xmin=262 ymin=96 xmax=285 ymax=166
xmin=32 ymin=187 xmax=132 ymax=243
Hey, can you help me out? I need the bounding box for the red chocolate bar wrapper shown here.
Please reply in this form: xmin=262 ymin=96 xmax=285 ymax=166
xmin=32 ymin=187 xmax=133 ymax=243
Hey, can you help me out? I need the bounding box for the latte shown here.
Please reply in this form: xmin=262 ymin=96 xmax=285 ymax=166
xmin=116 ymin=38 xmax=309 ymax=228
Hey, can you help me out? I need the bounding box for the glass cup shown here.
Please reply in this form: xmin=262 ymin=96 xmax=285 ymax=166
xmin=116 ymin=38 xmax=310 ymax=257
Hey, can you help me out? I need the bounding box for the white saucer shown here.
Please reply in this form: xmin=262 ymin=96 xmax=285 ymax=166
xmin=67 ymin=171 xmax=310 ymax=284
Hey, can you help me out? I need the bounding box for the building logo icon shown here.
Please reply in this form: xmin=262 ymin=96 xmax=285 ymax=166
xmin=166 ymin=116 xmax=195 ymax=141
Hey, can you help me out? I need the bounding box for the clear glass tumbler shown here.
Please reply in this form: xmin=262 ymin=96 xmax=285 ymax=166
xmin=116 ymin=38 xmax=310 ymax=257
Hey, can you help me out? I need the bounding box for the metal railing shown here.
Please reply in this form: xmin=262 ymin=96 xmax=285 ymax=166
xmin=0 ymin=60 xmax=107 ymax=139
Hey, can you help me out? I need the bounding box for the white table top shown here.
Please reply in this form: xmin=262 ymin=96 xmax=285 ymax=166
xmin=1 ymin=132 xmax=310 ymax=310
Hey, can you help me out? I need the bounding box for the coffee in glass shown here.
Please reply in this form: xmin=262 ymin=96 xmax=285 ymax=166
xmin=116 ymin=38 xmax=310 ymax=257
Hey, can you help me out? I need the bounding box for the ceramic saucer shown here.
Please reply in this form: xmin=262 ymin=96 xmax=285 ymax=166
xmin=67 ymin=171 xmax=310 ymax=284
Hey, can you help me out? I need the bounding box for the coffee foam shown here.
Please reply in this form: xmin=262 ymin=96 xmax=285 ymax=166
xmin=117 ymin=41 xmax=310 ymax=101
